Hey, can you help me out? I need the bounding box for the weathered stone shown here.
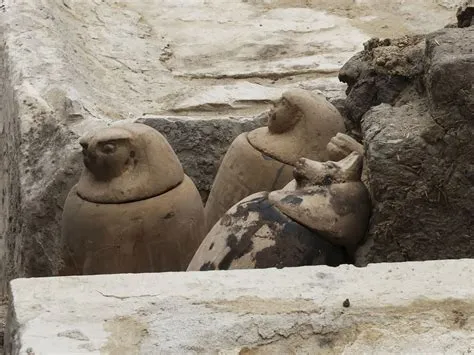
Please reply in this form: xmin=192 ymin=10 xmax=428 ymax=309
xmin=6 ymin=260 xmax=474 ymax=354
xmin=137 ymin=115 xmax=265 ymax=201
xmin=457 ymin=0 xmax=474 ymax=27
xmin=357 ymin=101 xmax=473 ymax=262
xmin=437 ymin=0 xmax=465 ymax=10
xmin=424 ymin=27 xmax=474 ymax=127
xmin=338 ymin=35 xmax=426 ymax=124
xmin=338 ymin=23 xmax=474 ymax=264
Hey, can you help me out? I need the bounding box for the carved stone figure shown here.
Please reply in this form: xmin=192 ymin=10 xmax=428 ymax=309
xmin=187 ymin=151 xmax=370 ymax=271
xmin=327 ymin=132 xmax=368 ymax=186
xmin=327 ymin=132 xmax=364 ymax=161
xmin=204 ymin=89 xmax=345 ymax=231
xmin=61 ymin=123 xmax=206 ymax=275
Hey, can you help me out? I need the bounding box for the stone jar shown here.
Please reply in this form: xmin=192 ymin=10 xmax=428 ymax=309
xmin=61 ymin=123 xmax=206 ymax=275
xmin=204 ymin=89 xmax=345 ymax=232
xmin=188 ymin=152 xmax=370 ymax=271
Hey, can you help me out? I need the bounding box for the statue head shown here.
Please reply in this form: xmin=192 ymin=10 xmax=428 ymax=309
xmin=268 ymin=151 xmax=370 ymax=246
xmin=248 ymin=89 xmax=345 ymax=165
xmin=293 ymin=151 xmax=364 ymax=188
xmin=79 ymin=127 xmax=134 ymax=182
xmin=76 ymin=123 xmax=184 ymax=203
xmin=267 ymin=95 xmax=303 ymax=134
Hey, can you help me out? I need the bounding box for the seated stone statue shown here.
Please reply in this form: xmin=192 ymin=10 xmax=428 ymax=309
xmin=61 ymin=123 xmax=206 ymax=275
xmin=204 ymin=88 xmax=345 ymax=232
xmin=187 ymin=151 xmax=370 ymax=271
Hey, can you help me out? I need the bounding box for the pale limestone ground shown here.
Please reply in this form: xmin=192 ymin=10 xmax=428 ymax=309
xmin=7 ymin=260 xmax=474 ymax=353
xmin=5 ymin=0 xmax=458 ymax=138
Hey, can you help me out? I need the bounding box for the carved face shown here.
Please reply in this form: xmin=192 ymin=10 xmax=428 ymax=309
xmin=80 ymin=137 xmax=135 ymax=182
xmin=267 ymin=97 xmax=301 ymax=134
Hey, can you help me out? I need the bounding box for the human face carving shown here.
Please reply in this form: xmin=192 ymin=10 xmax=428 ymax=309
xmin=267 ymin=97 xmax=301 ymax=134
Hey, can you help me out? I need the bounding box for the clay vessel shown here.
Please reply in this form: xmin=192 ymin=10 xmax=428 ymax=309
xmin=61 ymin=123 xmax=206 ymax=275
xmin=204 ymin=89 xmax=345 ymax=231
xmin=187 ymin=152 xmax=370 ymax=271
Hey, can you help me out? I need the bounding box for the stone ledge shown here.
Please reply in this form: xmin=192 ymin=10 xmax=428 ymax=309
xmin=6 ymin=260 xmax=474 ymax=354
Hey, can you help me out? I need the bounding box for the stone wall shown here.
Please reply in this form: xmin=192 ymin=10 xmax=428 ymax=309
xmin=6 ymin=260 xmax=474 ymax=354
xmin=0 ymin=36 xmax=21 ymax=288
xmin=339 ymin=26 xmax=474 ymax=263
xmin=138 ymin=115 xmax=265 ymax=201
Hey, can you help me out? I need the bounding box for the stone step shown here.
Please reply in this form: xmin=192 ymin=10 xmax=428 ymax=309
xmin=6 ymin=259 xmax=474 ymax=354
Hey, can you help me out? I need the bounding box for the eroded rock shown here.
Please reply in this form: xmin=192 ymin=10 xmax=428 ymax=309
xmin=338 ymin=35 xmax=426 ymax=125
xmin=424 ymin=27 xmax=474 ymax=126
xmin=457 ymin=0 xmax=474 ymax=27
xmin=7 ymin=260 xmax=474 ymax=354
xmin=350 ymin=26 xmax=474 ymax=264
xmin=138 ymin=115 xmax=265 ymax=201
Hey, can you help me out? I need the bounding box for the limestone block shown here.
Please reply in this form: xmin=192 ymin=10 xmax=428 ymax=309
xmin=6 ymin=260 xmax=474 ymax=354
xmin=437 ymin=0 xmax=466 ymax=9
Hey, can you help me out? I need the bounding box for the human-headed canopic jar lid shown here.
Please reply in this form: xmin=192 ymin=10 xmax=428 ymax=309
xmin=248 ymin=88 xmax=345 ymax=165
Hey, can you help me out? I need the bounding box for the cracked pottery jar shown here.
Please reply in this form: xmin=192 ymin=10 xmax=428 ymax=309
xmin=204 ymin=88 xmax=345 ymax=232
xmin=61 ymin=123 xmax=206 ymax=275
xmin=188 ymin=151 xmax=370 ymax=271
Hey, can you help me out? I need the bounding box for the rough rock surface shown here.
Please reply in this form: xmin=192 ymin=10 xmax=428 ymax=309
xmin=138 ymin=115 xmax=265 ymax=201
xmin=346 ymin=26 xmax=474 ymax=264
xmin=0 ymin=0 xmax=460 ymax=288
xmin=338 ymin=35 xmax=426 ymax=125
xmin=457 ymin=0 xmax=474 ymax=27
xmin=6 ymin=260 xmax=474 ymax=354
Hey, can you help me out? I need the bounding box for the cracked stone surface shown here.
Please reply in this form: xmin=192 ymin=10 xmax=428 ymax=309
xmin=6 ymin=260 xmax=474 ymax=354
xmin=337 ymin=24 xmax=474 ymax=264
xmin=0 ymin=0 xmax=461 ymax=286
